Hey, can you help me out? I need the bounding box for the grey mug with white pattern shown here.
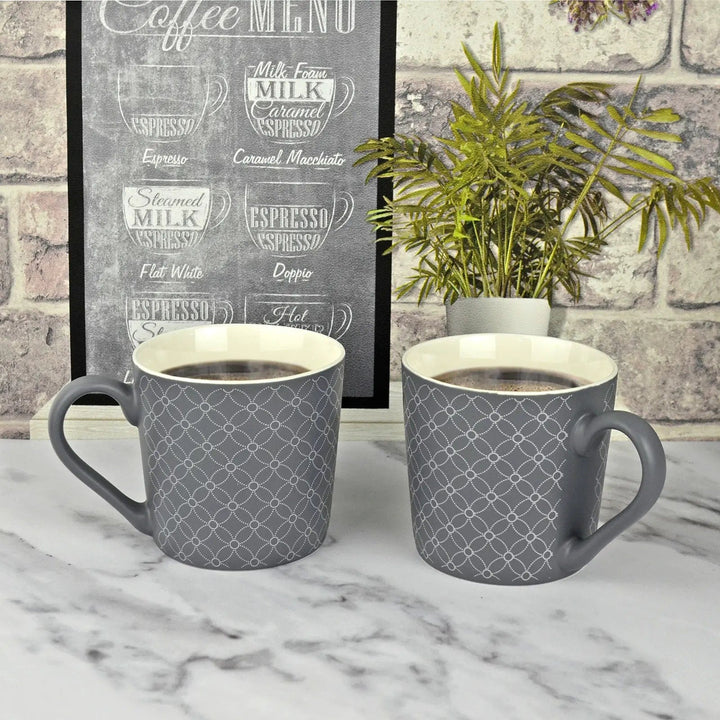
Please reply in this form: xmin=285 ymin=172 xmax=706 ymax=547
xmin=402 ymin=334 xmax=665 ymax=585
xmin=49 ymin=324 xmax=344 ymax=570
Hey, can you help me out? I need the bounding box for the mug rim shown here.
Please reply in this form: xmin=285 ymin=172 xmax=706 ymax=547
xmin=402 ymin=333 xmax=618 ymax=395
xmin=132 ymin=323 xmax=345 ymax=385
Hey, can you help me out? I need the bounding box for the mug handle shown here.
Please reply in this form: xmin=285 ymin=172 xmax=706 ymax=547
xmin=209 ymin=188 xmax=231 ymax=229
xmin=332 ymin=77 xmax=355 ymax=117
xmin=331 ymin=303 xmax=353 ymax=340
xmin=558 ymin=410 xmax=666 ymax=574
xmin=332 ymin=190 xmax=354 ymax=231
xmin=48 ymin=376 xmax=151 ymax=535
xmin=214 ymin=300 xmax=234 ymax=323
xmin=207 ymin=74 xmax=229 ymax=116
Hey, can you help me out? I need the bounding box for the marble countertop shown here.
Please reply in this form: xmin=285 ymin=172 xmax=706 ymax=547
xmin=1 ymin=438 xmax=718 ymax=720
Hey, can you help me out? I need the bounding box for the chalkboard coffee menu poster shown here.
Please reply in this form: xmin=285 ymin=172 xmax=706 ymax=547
xmin=66 ymin=0 xmax=395 ymax=407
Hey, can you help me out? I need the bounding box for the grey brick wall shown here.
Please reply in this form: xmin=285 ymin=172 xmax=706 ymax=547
xmin=0 ymin=1 xmax=69 ymax=438
xmin=0 ymin=0 xmax=717 ymax=438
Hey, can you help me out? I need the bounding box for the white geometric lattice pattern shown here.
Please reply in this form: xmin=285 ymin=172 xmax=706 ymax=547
xmin=403 ymin=372 xmax=615 ymax=584
xmin=138 ymin=368 xmax=342 ymax=569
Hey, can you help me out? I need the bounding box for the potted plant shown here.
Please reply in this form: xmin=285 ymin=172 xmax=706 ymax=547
xmin=354 ymin=23 xmax=720 ymax=335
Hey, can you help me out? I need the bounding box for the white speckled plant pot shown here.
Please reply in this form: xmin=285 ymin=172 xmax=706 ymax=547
xmin=445 ymin=297 xmax=551 ymax=336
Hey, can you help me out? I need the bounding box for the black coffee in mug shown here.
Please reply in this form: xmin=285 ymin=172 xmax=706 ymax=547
xmin=164 ymin=359 xmax=308 ymax=382
xmin=434 ymin=367 xmax=585 ymax=392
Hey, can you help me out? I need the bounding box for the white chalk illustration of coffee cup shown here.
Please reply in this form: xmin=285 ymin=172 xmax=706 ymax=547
xmin=125 ymin=292 xmax=234 ymax=349
xmin=118 ymin=65 xmax=228 ymax=142
xmin=244 ymin=182 xmax=353 ymax=258
xmin=244 ymin=61 xmax=354 ymax=143
xmin=244 ymin=293 xmax=352 ymax=340
xmin=122 ymin=180 xmax=231 ymax=254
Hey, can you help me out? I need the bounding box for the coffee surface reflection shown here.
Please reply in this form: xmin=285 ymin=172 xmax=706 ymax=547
xmin=434 ymin=367 xmax=585 ymax=393
xmin=164 ymin=360 xmax=308 ymax=382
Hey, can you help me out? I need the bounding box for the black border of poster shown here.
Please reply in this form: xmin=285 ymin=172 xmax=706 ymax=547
xmin=65 ymin=0 xmax=395 ymax=408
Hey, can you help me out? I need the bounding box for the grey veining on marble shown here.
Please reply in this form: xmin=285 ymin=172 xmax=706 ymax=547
xmin=1 ymin=439 xmax=719 ymax=720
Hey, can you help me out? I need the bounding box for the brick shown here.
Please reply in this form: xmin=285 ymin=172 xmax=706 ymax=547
xmin=0 ymin=66 xmax=67 ymax=180
xmin=0 ymin=420 xmax=29 ymax=439
xmin=554 ymin=198 xmax=657 ymax=309
xmin=0 ymin=194 xmax=10 ymax=304
xmin=19 ymin=190 xmax=68 ymax=245
xmin=0 ymin=1 xmax=64 ymax=58
xmin=681 ymin=0 xmax=720 ymax=72
xmin=395 ymin=75 xmax=456 ymax=138
xmin=0 ymin=309 xmax=70 ymax=417
xmin=22 ymin=239 xmax=69 ymax=301
xmin=558 ymin=316 xmax=720 ymax=422
xmin=397 ymin=0 xmax=670 ymax=72
xmin=390 ymin=303 xmax=446 ymax=379
xmin=19 ymin=190 xmax=69 ymax=300
xmin=641 ymin=85 xmax=720 ymax=182
xmin=666 ymin=214 xmax=720 ymax=308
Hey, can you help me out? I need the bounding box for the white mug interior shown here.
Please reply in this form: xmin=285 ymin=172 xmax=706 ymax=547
xmin=403 ymin=333 xmax=617 ymax=393
xmin=133 ymin=323 xmax=345 ymax=383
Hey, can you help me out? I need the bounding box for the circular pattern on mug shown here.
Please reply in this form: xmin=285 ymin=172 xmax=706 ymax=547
xmin=137 ymin=368 xmax=342 ymax=570
xmin=403 ymin=370 xmax=610 ymax=584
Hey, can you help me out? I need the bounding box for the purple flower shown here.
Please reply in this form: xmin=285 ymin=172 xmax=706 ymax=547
xmin=553 ymin=0 xmax=661 ymax=31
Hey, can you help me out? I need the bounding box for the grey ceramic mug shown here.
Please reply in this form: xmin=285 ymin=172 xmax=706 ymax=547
xmin=402 ymin=334 xmax=666 ymax=585
xmin=49 ymin=324 xmax=344 ymax=570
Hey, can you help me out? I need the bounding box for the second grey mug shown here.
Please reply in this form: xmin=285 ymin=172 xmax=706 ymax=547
xmin=402 ymin=333 xmax=666 ymax=585
xmin=49 ymin=324 xmax=344 ymax=570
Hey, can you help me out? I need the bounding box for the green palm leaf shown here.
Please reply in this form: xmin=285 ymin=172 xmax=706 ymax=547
xmin=354 ymin=23 xmax=720 ymax=303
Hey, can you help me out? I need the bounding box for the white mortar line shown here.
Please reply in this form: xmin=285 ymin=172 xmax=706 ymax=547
xmin=392 ymin=297 xmax=720 ymax=322
xmin=4 ymin=188 xmax=24 ymax=307
xmin=556 ymin=305 xmax=720 ymax=322
xmin=27 ymin=300 xmax=69 ymax=316
xmin=0 ymin=57 xmax=65 ymax=69
xmin=396 ymin=65 xmax=720 ymax=88
xmin=655 ymin=220 xmax=675 ymax=314
xmin=0 ymin=182 xmax=68 ymax=193
xmin=670 ymin=0 xmax=685 ymax=70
